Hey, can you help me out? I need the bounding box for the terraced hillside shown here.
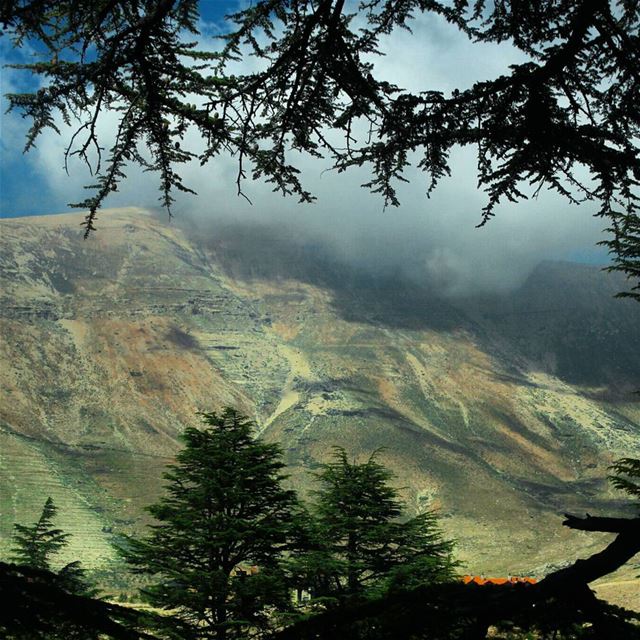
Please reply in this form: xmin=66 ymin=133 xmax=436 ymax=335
xmin=0 ymin=208 xmax=638 ymax=583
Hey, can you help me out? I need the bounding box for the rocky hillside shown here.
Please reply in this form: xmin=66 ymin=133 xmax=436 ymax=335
xmin=0 ymin=208 xmax=638 ymax=579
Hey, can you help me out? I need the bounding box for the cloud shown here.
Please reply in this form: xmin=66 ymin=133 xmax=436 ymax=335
xmin=3 ymin=8 xmax=611 ymax=295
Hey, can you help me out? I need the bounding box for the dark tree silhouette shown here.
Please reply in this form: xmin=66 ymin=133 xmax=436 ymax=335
xmin=3 ymin=499 xmax=154 ymax=640
xmin=274 ymin=458 xmax=640 ymax=639
xmin=0 ymin=562 xmax=158 ymax=640
xmin=2 ymin=1 xmax=639 ymax=297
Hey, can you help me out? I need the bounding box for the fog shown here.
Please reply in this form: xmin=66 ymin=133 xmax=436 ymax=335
xmin=3 ymin=6 xmax=610 ymax=296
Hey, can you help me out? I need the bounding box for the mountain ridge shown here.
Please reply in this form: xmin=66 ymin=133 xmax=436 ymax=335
xmin=0 ymin=208 xmax=638 ymax=581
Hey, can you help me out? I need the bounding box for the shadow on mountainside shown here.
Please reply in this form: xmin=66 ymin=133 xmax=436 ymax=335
xmin=193 ymin=221 xmax=468 ymax=332
xmin=190 ymin=222 xmax=640 ymax=389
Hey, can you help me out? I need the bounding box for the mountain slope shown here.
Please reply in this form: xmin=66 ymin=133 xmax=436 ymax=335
xmin=0 ymin=208 xmax=638 ymax=577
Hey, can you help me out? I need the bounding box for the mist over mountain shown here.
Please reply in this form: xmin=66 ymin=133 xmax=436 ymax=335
xmin=171 ymin=172 xmax=611 ymax=299
xmin=186 ymin=215 xmax=640 ymax=387
xmin=0 ymin=208 xmax=638 ymax=580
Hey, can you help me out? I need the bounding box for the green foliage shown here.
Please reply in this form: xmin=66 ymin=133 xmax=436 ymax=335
xmin=121 ymin=407 xmax=300 ymax=639
xmin=293 ymin=448 xmax=456 ymax=603
xmin=2 ymin=1 xmax=639 ymax=297
xmin=10 ymin=497 xmax=94 ymax=597
xmin=4 ymin=499 xmax=128 ymax=639
xmin=609 ymin=457 xmax=640 ymax=505
xmin=378 ymin=510 xmax=459 ymax=593
xmin=11 ymin=497 xmax=67 ymax=570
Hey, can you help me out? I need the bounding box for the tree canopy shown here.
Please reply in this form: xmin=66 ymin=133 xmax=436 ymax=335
xmin=2 ymin=1 xmax=639 ymax=297
xmin=305 ymin=448 xmax=456 ymax=599
xmin=121 ymin=408 xmax=300 ymax=639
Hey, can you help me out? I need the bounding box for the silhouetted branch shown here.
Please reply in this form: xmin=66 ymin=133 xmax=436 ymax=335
xmin=272 ymin=514 xmax=640 ymax=639
xmin=563 ymin=513 xmax=640 ymax=533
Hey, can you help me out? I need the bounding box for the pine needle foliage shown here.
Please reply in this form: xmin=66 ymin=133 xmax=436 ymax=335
xmin=120 ymin=407 xmax=300 ymax=640
xmin=609 ymin=457 xmax=640 ymax=505
xmin=2 ymin=1 xmax=640 ymax=297
xmin=10 ymin=496 xmax=94 ymax=597
xmin=300 ymin=448 xmax=456 ymax=601
xmin=11 ymin=497 xmax=68 ymax=571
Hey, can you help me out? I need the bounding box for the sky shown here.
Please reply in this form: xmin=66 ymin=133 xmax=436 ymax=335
xmin=0 ymin=1 xmax=611 ymax=296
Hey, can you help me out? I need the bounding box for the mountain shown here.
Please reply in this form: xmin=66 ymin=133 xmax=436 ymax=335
xmin=0 ymin=208 xmax=638 ymax=581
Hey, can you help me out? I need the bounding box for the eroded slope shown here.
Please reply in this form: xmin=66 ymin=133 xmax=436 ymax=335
xmin=0 ymin=209 xmax=638 ymax=577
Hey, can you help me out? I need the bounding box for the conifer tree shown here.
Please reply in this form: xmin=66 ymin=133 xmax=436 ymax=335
xmin=121 ymin=407 xmax=300 ymax=640
xmin=10 ymin=496 xmax=93 ymax=597
xmin=8 ymin=497 xmax=100 ymax=639
xmin=11 ymin=497 xmax=67 ymax=570
xmin=301 ymin=448 xmax=456 ymax=602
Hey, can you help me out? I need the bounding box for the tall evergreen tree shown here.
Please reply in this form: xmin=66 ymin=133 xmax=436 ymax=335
xmin=122 ymin=407 xmax=300 ymax=640
xmin=300 ymin=448 xmax=456 ymax=602
xmin=8 ymin=497 xmax=101 ymax=639
xmin=11 ymin=497 xmax=68 ymax=570
xmin=10 ymin=496 xmax=93 ymax=597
